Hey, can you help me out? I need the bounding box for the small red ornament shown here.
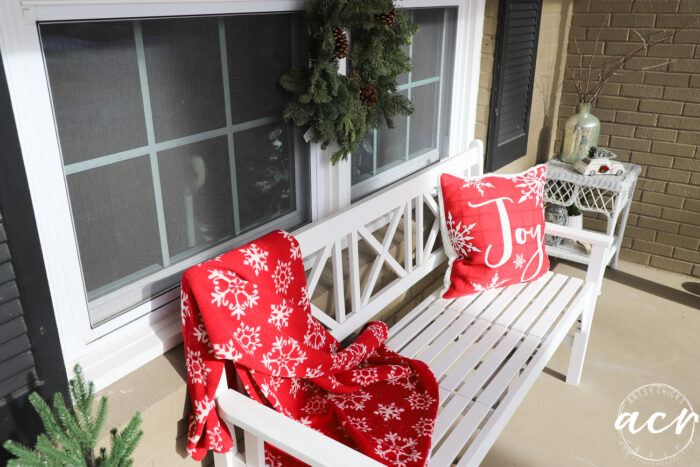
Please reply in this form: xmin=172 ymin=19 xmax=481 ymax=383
xmin=599 ymin=165 xmax=610 ymax=173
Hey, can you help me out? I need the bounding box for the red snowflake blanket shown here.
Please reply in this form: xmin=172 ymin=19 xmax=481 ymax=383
xmin=182 ymin=230 xmax=439 ymax=466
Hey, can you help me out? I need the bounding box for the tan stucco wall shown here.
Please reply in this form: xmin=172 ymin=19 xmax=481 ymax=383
xmin=476 ymin=0 xmax=574 ymax=174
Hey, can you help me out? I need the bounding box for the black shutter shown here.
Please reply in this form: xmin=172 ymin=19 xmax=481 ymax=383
xmin=485 ymin=0 xmax=543 ymax=171
xmin=0 ymin=56 xmax=68 ymax=458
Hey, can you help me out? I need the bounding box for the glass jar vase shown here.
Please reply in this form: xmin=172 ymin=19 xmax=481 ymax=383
xmin=561 ymin=102 xmax=600 ymax=164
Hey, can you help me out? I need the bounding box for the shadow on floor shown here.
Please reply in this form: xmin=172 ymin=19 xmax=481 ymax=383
xmin=552 ymin=259 xmax=699 ymax=310
xmin=682 ymin=281 xmax=700 ymax=297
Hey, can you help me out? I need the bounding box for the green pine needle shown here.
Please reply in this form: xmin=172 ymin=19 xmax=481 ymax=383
xmin=3 ymin=365 xmax=143 ymax=467
xmin=280 ymin=0 xmax=418 ymax=164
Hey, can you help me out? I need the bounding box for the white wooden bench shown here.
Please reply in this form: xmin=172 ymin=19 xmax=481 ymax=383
xmin=213 ymin=142 xmax=613 ymax=467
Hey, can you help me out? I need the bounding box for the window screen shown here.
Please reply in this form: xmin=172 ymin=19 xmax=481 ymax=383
xmin=40 ymin=13 xmax=309 ymax=325
xmin=351 ymin=8 xmax=456 ymax=200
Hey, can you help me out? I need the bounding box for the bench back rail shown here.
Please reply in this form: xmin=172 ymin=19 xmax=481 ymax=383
xmin=294 ymin=141 xmax=483 ymax=342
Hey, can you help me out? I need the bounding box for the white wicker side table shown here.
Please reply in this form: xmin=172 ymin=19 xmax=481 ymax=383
xmin=544 ymin=158 xmax=641 ymax=269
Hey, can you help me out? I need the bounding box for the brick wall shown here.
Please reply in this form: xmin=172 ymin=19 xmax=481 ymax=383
xmin=556 ymin=0 xmax=700 ymax=277
xmin=477 ymin=0 xmax=574 ymax=173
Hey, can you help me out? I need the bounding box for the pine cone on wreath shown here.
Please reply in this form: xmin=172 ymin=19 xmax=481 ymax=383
xmin=332 ymin=27 xmax=349 ymax=59
xmin=360 ymin=85 xmax=378 ymax=107
xmin=376 ymin=7 xmax=397 ymax=27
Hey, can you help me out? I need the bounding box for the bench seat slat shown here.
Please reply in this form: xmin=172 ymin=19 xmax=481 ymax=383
xmin=455 ymin=329 xmax=525 ymax=402
xmin=387 ymin=301 xmax=453 ymax=352
xmin=456 ymin=284 xmax=596 ymax=467
xmin=388 ymin=290 xmax=443 ymax=337
xmin=427 ymin=288 xmax=508 ymax=375
xmin=419 ymin=282 xmax=528 ymax=365
xmin=401 ymin=306 xmax=462 ymax=358
xmin=433 ymin=392 xmax=472 ymax=443
xmin=528 ymin=277 xmax=582 ymax=338
xmin=383 ymin=273 xmax=593 ymax=466
xmin=430 ymin=401 xmax=491 ymax=467
xmin=438 ymin=273 xmax=568 ymax=392
xmin=509 ymin=274 xmax=568 ymax=332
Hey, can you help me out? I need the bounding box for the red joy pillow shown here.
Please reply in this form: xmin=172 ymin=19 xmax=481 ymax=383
xmin=438 ymin=165 xmax=549 ymax=298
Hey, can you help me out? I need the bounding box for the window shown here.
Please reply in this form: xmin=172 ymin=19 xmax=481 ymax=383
xmin=39 ymin=13 xmax=309 ymax=325
xmin=1 ymin=0 xmax=482 ymax=389
xmin=350 ymin=7 xmax=457 ymax=200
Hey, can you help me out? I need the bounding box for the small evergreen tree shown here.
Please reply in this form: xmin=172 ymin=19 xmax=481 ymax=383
xmin=3 ymin=365 xmax=143 ymax=467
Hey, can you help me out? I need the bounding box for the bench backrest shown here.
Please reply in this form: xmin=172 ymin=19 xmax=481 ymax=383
xmin=294 ymin=141 xmax=483 ymax=341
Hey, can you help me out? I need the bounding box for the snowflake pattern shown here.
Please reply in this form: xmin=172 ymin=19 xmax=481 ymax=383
xmin=406 ymin=392 xmax=436 ymax=411
xmin=514 ymin=168 xmax=545 ymax=205
xmin=368 ymin=323 xmax=387 ymax=343
xmin=181 ymin=291 xmax=191 ymax=326
xmin=387 ymin=375 xmax=417 ymax=391
xmin=302 ymin=395 xmax=329 ymax=415
xmin=343 ymin=342 xmax=367 ymax=369
xmin=373 ymin=432 xmax=422 ymax=467
xmin=446 ymin=212 xmax=481 ymax=258
xmin=262 ymin=336 xmax=307 ymax=377
xmin=280 ymin=230 xmax=303 ymax=261
xmin=195 ymin=395 xmax=215 ymax=424
xmin=513 ymin=253 xmax=526 ymax=269
xmin=461 ymin=178 xmax=495 ymax=196
xmin=412 ymin=417 xmax=435 ymax=438
xmin=290 ymin=378 xmax=302 ymax=398
xmin=192 ymin=323 xmax=210 ymax=346
xmin=351 ymin=367 xmax=379 ymax=386
xmin=345 ymin=416 xmax=372 ymax=432
xmin=305 ymin=365 xmax=323 ymax=379
xmin=212 ymin=340 xmax=242 ymax=361
xmin=208 ymin=425 xmax=224 ymax=451
xmin=241 ymin=243 xmax=269 ymax=276
xmin=470 ymin=272 xmax=509 ymax=293
xmin=268 ymin=299 xmax=293 ymax=330
xmin=233 ymin=323 xmax=262 ymax=354
xmin=272 ymin=260 xmax=293 ymax=295
xmin=374 ymin=402 xmax=404 ymax=421
xmin=304 ymin=313 xmax=327 ymax=350
xmin=186 ymin=349 xmax=211 ymax=385
xmin=265 ymin=449 xmax=284 ymax=467
xmin=297 ymin=416 xmax=313 ymax=428
xmin=185 ymin=228 xmax=441 ymax=466
xmin=208 ymin=269 xmax=259 ymax=318
xmin=298 ymin=286 xmax=310 ymax=310
xmin=187 ymin=415 xmax=198 ymax=443
xmin=327 ymin=390 xmax=372 ymax=411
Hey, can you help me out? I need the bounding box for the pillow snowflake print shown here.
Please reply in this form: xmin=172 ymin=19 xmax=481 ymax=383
xmin=438 ymin=165 xmax=550 ymax=298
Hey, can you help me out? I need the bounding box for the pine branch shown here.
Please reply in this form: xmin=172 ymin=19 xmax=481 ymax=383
xmin=4 ymin=440 xmax=47 ymax=466
xmin=4 ymin=365 xmax=142 ymax=466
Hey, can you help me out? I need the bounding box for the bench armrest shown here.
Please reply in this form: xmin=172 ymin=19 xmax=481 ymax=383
xmin=217 ymin=389 xmax=382 ymax=467
xmin=544 ymin=222 xmax=613 ymax=294
xmin=544 ymin=222 xmax=613 ymax=248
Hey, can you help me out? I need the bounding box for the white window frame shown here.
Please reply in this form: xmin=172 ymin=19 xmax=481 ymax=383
xmin=0 ymin=0 xmax=483 ymax=390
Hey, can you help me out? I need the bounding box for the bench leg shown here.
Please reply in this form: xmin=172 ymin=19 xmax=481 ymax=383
xmin=566 ymin=299 xmax=596 ymax=386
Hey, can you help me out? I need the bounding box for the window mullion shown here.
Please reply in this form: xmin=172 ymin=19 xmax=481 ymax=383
xmin=133 ymin=21 xmax=170 ymax=267
xmin=217 ymin=18 xmax=242 ymax=234
xmin=404 ymin=14 xmax=414 ymax=162
xmin=372 ymin=129 xmax=378 ymax=176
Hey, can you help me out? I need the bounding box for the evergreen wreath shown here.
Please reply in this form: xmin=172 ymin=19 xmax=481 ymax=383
xmin=280 ymin=0 xmax=419 ymax=164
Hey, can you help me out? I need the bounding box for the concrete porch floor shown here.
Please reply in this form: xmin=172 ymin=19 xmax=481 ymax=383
xmin=482 ymin=259 xmax=700 ymax=467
